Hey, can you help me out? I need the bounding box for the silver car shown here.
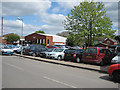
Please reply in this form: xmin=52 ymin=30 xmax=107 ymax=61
xmin=47 ymin=48 xmax=67 ymax=60
xmin=111 ymin=52 xmax=120 ymax=64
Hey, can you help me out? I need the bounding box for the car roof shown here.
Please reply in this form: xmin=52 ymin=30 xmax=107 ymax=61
xmin=87 ymin=47 xmax=107 ymax=49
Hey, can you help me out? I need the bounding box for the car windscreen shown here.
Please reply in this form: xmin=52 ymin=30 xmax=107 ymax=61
xmin=53 ymin=49 xmax=64 ymax=52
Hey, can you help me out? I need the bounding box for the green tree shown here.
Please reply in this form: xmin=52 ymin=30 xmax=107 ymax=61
xmin=63 ymin=1 xmax=116 ymax=46
xmin=35 ymin=30 xmax=45 ymax=34
xmin=6 ymin=33 xmax=20 ymax=44
xmin=114 ymin=35 xmax=120 ymax=43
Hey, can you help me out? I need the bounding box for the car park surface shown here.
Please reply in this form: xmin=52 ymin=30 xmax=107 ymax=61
xmin=2 ymin=55 xmax=119 ymax=88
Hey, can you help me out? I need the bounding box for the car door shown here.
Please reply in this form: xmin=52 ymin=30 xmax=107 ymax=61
xmin=101 ymin=49 xmax=112 ymax=64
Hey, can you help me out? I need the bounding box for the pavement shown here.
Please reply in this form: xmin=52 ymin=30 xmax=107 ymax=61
xmin=2 ymin=55 xmax=119 ymax=88
xmin=14 ymin=53 xmax=110 ymax=73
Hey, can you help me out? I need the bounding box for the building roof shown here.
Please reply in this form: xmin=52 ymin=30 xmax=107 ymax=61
xmin=37 ymin=33 xmax=67 ymax=42
xmin=104 ymin=38 xmax=117 ymax=43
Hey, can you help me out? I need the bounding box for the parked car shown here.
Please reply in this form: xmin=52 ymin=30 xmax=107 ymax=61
xmin=64 ymin=48 xmax=84 ymax=62
xmin=40 ymin=48 xmax=55 ymax=58
xmin=47 ymin=48 xmax=67 ymax=60
xmin=28 ymin=45 xmax=48 ymax=57
xmin=111 ymin=52 xmax=120 ymax=64
xmin=22 ymin=46 xmax=31 ymax=55
xmin=107 ymin=64 xmax=120 ymax=82
xmin=0 ymin=45 xmax=14 ymax=55
xmin=14 ymin=45 xmax=22 ymax=53
xmin=82 ymin=47 xmax=116 ymax=65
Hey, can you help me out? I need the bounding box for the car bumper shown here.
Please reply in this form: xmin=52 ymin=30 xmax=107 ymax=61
xmin=47 ymin=55 xmax=57 ymax=59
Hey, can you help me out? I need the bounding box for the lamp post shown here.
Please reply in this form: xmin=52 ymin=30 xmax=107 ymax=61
xmin=17 ymin=17 xmax=23 ymax=55
xmin=1 ymin=16 xmax=3 ymax=45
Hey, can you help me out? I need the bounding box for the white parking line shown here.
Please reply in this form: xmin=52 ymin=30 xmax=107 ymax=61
xmin=43 ymin=76 xmax=77 ymax=88
xmin=3 ymin=62 xmax=24 ymax=71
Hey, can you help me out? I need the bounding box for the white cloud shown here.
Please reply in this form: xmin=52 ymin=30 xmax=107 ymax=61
xmin=2 ymin=19 xmax=66 ymax=36
xmin=3 ymin=20 xmax=41 ymax=36
xmin=2 ymin=0 xmax=51 ymax=16
xmin=42 ymin=14 xmax=65 ymax=26
xmin=41 ymin=24 xmax=65 ymax=34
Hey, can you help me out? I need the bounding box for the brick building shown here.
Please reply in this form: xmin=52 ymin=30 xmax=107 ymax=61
xmin=0 ymin=35 xmax=7 ymax=44
xmin=103 ymin=38 xmax=117 ymax=45
xmin=25 ymin=33 xmax=67 ymax=46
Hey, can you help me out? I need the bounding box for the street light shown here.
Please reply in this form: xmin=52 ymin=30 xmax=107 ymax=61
xmin=17 ymin=17 xmax=23 ymax=55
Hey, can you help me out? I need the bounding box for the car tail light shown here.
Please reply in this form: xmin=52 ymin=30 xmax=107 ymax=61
xmin=73 ymin=54 xmax=76 ymax=57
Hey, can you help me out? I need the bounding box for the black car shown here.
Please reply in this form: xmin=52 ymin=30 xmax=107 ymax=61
xmin=28 ymin=45 xmax=48 ymax=57
xmin=64 ymin=48 xmax=84 ymax=63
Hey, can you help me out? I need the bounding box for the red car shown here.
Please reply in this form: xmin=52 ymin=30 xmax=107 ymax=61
xmin=82 ymin=47 xmax=116 ymax=65
xmin=107 ymin=64 xmax=120 ymax=82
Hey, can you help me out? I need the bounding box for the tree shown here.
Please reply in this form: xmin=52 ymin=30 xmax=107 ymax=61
xmin=6 ymin=33 xmax=20 ymax=44
xmin=114 ymin=35 xmax=120 ymax=43
xmin=63 ymin=1 xmax=116 ymax=46
xmin=35 ymin=30 xmax=45 ymax=34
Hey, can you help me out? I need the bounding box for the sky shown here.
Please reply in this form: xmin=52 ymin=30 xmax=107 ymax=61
xmin=0 ymin=0 xmax=119 ymax=36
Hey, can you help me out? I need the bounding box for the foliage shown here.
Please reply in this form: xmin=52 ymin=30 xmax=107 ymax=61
xmin=114 ymin=35 xmax=120 ymax=43
xmin=35 ymin=30 xmax=45 ymax=34
xmin=63 ymin=1 xmax=116 ymax=46
xmin=6 ymin=33 xmax=20 ymax=44
xmin=42 ymin=43 xmax=47 ymax=46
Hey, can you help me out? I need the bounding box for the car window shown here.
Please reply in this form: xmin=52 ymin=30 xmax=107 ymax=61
xmin=30 ymin=46 xmax=35 ymax=50
xmin=99 ymin=49 xmax=111 ymax=54
xmin=54 ymin=49 xmax=64 ymax=52
xmin=118 ymin=53 xmax=120 ymax=56
xmin=41 ymin=48 xmax=47 ymax=51
xmin=84 ymin=48 xmax=97 ymax=53
xmin=76 ymin=49 xmax=84 ymax=53
xmin=2 ymin=46 xmax=9 ymax=49
xmin=67 ymin=49 xmax=76 ymax=53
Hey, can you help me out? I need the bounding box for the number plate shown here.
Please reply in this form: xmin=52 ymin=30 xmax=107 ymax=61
xmin=66 ymin=54 xmax=71 ymax=56
xmin=86 ymin=56 xmax=92 ymax=58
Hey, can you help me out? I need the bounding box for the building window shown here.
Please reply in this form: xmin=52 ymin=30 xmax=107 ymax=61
xmin=40 ymin=39 xmax=41 ymax=44
xmin=47 ymin=39 xmax=49 ymax=44
xmin=107 ymin=41 xmax=110 ymax=44
xmin=43 ymin=39 xmax=45 ymax=43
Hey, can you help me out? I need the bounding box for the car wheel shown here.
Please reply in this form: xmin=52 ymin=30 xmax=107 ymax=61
xmin=32 ymin=53 xmax=37 ymax=57
xmin=113 ymin=71 xmax=120 ymax=82
xmin=76 ymin=57 xmax=81 ymax=63
xmin=57 ymin=56 xmax=62 ymax=61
